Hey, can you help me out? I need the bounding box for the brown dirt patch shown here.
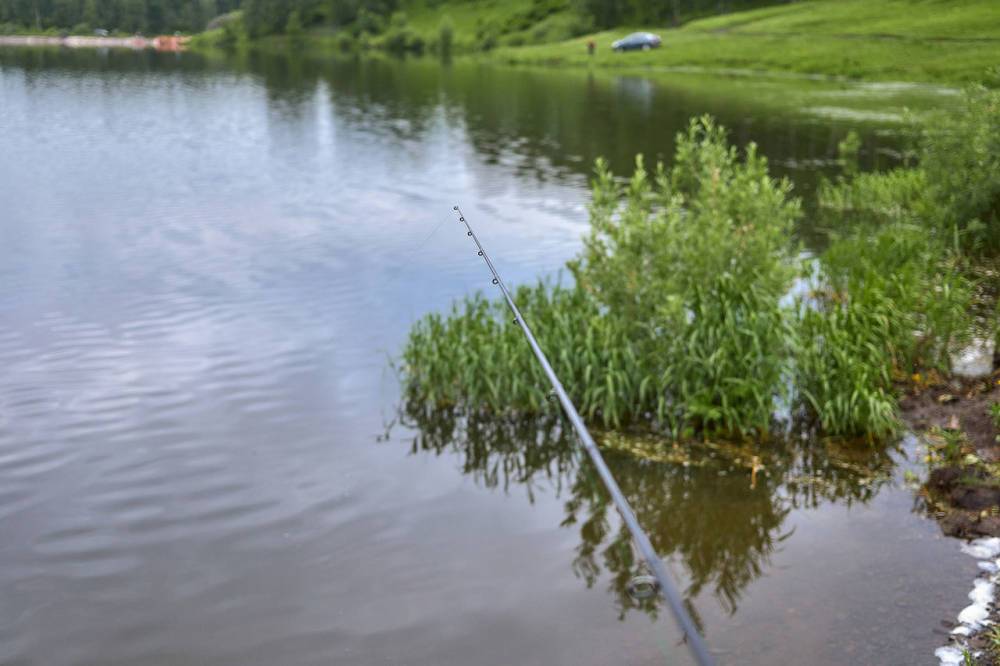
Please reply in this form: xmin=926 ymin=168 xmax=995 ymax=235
xmin=903 ymin=370 xmax=1000 ymax=538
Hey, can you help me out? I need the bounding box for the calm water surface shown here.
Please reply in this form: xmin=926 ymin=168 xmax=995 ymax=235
xmin=0 ymin=48 xmax=974 ymax=665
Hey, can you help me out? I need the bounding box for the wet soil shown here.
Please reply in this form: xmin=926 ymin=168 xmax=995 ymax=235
xmin=902 ymin=370 xmax=1000 ymax=538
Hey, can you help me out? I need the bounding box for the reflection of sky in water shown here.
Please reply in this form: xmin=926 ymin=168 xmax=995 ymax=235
xmin=0 ymin=49 xmax=977 ymax=666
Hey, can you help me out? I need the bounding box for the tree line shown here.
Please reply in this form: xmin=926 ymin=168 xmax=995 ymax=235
xmin=0 ymin=0 xmax=788 ymax=36
xmin=0 ymin=0 xmax=240 ymax=33
xmin=577 ymin=0 xmax=792 ymax=29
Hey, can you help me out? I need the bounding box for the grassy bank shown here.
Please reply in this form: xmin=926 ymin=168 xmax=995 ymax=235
xmin=188 ymin=0 xmax=1000 ymax=85
xmin=493 ymin=0 xmax=1000 ymax=84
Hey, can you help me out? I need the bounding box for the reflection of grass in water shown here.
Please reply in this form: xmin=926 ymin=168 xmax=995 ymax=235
xmin=567 ymin=66 xmax=961 ymax=125
xmin=400 ymin=403 xmax=896 ymax=618
xmin=194 ymin=26 xmax=965 ymax=126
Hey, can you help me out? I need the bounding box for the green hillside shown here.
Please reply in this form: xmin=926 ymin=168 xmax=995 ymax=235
xmin=491 ymin=0 xmax=1000 ymax=83
xmin=183 ymin=0 xmax=1000 ymax=84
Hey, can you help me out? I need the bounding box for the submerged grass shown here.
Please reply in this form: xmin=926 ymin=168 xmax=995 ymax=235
xmin=402 ymin=88 xmax=998 ymax=443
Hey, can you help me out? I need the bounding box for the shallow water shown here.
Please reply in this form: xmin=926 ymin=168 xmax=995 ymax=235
xmin=0 ymin=47 xmax=976 ymax=665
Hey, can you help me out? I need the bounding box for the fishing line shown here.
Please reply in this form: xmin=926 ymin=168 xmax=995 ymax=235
xmin=413 ymin=215 xmax=450 ymax=251
xmin=452 ymin=205 xmax=716 ymax=666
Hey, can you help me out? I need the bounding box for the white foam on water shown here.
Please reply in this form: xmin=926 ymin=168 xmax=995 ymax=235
xmin=970 ymin=579 xmax=994 ymax=606
xmin=938 ymin=540 xmax=1000 ymax=664
xmin=936 ymin=645 xmax=967 ymax=665
xmin=961 ymin=537 xmax=1000 ymax=559
xmin=978 ymin=560 xmax=998 ymax=574
xmin=958 ymin=601 xmax=990 ymax=627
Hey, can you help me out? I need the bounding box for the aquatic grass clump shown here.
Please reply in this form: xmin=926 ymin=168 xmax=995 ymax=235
xmin=821 ymin=87 xmax=1000 ymax=255
xmin=795 ymin=292 xmax=900 ymax=439
xmin=402 ymin=281 xmax=648 ymax=428
xmin=919 ymin=86 xmax=1000 ymax=254
xmin=404 ymin=117 xmax=800 ymax=437
xmin=818 ymin=224 xmax=973 ymax=375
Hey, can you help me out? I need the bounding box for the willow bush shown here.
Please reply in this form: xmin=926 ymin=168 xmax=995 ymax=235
xmin=405 ymin=117 xmax=798 ymax=437
xmin=403 ymin=103 xmax=988 ymax=442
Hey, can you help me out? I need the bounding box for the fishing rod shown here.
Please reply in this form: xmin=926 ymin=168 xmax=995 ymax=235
xmin=452 ymin=206 xmax=715 ymax=666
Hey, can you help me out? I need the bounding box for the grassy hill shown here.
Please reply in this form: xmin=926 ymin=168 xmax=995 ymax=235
xmin=192 ymin=0 xmax=1000 ymax=84
xmin=490 ymin=0 xmax=1000 ymax=83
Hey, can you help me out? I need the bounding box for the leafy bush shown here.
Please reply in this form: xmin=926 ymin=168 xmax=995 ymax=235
xmin=353 ymin=8 xmax=385 ymax=36
xmin=285 ymin=9 xmax=303 ymax=45
xmin=217 ymin=16 xmax=245 ymax=48
xmin=570 ymin=118 xmax=799 ymax=435
xmin=377 ymin=11 xmax=422 ymax=53
xmin=474 ymin=18 xmax=501 ymax=51
xmin=334 ymin=31 xmax=354 ymax=52
xmin=920 ymin=86 xmax=1000 ymax=253
xmin=438 ymin=16 xmax=453 ymax=57
xmin=404 ymin=117 xmax=799 ymax=437
xmin=821 ymin=87 xmax=1000 ymax=255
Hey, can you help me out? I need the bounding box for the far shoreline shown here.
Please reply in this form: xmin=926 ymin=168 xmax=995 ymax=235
xmin=0 ymin=34 xmax=187 ymax=51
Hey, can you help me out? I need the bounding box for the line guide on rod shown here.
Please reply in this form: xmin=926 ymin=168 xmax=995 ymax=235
xmin=452 ymin=206 xmax=715 ymax=666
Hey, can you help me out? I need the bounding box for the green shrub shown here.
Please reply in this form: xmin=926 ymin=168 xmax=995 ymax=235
xmin=822 ymin=87 xmax=1000 ymax=255
xmin=475 ymin=18 xmax=500 ymax=51
xmin=334 ymin=31 xmax=354 ymax=52
xmin=920 ymin=86 xmax=1000 ymax=253
xmin=381 ymin=12 xmax=424 ymax=53
xmin=438 ymin=16 xmax=453 ymax=57
xmin=285 ymin=9 xmax=303 ymax=45
xmin=354 ymin=8 xmax=384 ymax=36
xmin=570 ymin=118 xmax=799 ymax=435
xmin=404 ymin=117 xmax=799 ymax=437
xmin=217 ymin=16 xmax=244 ymax=49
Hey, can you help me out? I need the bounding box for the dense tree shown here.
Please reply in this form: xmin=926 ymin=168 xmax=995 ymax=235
xmin=576 ymin=0 xmax=788 ymax=29
xmin=0 ymin=0 xmax=787 ymax=36
xmin=0 ymin=0 xmax=240 ymax=33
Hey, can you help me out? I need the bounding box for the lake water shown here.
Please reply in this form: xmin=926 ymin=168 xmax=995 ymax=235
xmin=0 ymin=47 xmax=976 ymax=665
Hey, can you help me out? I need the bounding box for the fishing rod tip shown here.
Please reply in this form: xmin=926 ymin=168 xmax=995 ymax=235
xmin=452 ymin=205 xmax=459 ymax=211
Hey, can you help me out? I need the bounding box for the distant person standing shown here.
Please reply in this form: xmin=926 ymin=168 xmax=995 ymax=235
xmin=587 ymin=40 xmax=595 ymax=56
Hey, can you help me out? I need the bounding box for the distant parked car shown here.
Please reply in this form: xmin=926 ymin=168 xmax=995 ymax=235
xmin=612 ymin=32 xmax=662 ymax=52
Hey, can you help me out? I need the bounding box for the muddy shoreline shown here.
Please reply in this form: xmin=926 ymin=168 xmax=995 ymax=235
xmin=901 ymin=365 xmax=1000 ymax=664
xmin=902 ymin=372 xmax=1000 ymax=538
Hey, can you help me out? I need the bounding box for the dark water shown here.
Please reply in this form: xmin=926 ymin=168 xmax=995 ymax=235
xmin=0 ymin=47 xmax=973 ymax=665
